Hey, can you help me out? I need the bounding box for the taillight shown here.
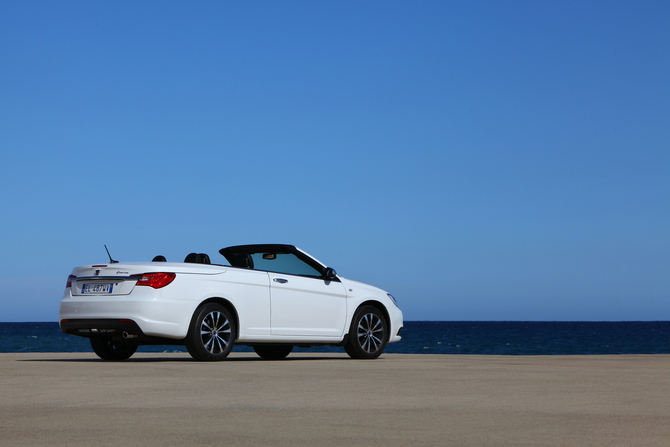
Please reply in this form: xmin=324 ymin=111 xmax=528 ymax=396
xmin=66 ymin=275 xmax=76 ymax=288
xmin=136 ymin=272 xmax=176 ymax=289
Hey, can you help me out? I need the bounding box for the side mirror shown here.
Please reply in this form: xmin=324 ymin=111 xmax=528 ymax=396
xmin=324 ymin=267 xmax=338 ymax=280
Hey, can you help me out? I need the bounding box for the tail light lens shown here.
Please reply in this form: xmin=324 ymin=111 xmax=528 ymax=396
xmin=136 ymin=272 xmax=176 ymax=289
xmin=66 ymin=275 xmax=76 ymax=288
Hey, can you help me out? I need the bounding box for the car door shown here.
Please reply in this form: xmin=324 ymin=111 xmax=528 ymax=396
xmin=268 ymin=272 xmax=348 ymax=337
xmin=248 ymin=251 xmax=347 ymax=337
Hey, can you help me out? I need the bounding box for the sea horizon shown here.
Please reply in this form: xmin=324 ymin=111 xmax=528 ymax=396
xmin=1 ymin=321 xmax=669 ymax=355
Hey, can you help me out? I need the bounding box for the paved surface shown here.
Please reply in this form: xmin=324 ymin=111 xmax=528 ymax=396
xmin=1 ymin=352 xmax=669 ymax=446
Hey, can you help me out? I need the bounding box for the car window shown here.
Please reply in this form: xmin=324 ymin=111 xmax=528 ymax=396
xmin=250 ymin=252 xmax=322 ymax=277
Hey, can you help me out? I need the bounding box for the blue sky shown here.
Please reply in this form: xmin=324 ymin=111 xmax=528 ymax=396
xmin=1 ymin=1 xmax=668 ymax=322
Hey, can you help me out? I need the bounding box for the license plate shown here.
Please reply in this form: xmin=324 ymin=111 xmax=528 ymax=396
xmin=82 ymin=283 xmax=113 ymax=294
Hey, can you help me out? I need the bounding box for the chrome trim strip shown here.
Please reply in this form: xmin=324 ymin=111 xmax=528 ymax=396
xmin=72 ymin=276 xmax=140 ymax=281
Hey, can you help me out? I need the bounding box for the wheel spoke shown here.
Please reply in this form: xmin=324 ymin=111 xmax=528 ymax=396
xmin=369 ymin=335 xmax=380 ymax=351
xmin=218 ymin=319 xmax=229 ymax=332
xmin=204 ymin=336 xmax=214 ymax=351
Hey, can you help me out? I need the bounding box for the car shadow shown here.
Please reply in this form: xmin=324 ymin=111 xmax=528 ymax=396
xmin=20 ymin=354 xmax=355 ymax=363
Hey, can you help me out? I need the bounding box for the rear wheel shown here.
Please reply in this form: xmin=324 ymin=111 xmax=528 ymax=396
xmin=90 ymin=337 xmax=138 ymax=361
xmin=253 ymin=344 xmax=293 ymax=360
xmin=185 ymin=303 xmax=236 ymax=361
xmin=344 ymin=306 xmax=388 ymax=359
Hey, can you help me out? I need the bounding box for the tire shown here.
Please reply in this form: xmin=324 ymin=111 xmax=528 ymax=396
xmin=90 ymin=337 xmax=138 ymax=361
xmin=185 ymin=303 xmax=236 ymax=361
xmin=253 ymin=344 xmax=293 ymax=360
xmin=344 ymin=306 xmax=388 ymax=359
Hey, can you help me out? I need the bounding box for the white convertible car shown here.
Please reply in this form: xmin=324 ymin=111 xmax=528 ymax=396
xmin=59 ymin=244 xmax=403 ymax=361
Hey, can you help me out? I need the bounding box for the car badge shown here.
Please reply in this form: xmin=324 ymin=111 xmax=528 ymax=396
xmin=95 ymin=270 xmax=100 ymax=276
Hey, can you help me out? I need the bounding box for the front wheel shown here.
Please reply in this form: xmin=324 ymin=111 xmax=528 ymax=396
xmin=253 ymin=344 xmax=293 ymax=360
xmin=344 ymin=306 xmax=388 ymax=359
xmin=90 ymin=337 xmax=138 ymax=361
xmin=185 ymin=303 xmax=236 ymax=361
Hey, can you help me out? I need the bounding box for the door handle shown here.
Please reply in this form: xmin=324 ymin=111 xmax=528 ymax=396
xmin=273 ymin=278 xmax=288 ymax=284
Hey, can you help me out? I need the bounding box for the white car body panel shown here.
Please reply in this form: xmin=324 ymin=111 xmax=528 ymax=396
xmin=59 ymin=246 xmax=403 ymax=350
xmin=268 ymin=272 xmax=347 ymax=338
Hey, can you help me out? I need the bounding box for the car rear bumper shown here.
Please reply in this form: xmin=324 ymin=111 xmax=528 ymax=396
xmin=59 ymin=288 xmax=194 ymax=339
xmin=59 ymin=318 xmax=185 ymax=345
xmin=60 ymin=318 xmax=144 ymax=337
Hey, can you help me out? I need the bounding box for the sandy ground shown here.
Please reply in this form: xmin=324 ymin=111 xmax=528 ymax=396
xmin=1 ymin=352 xmax=669 ymax=446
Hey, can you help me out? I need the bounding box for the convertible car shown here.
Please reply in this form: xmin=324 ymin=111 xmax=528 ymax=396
xmin=59 ymin=244 xmax=403 ymax=361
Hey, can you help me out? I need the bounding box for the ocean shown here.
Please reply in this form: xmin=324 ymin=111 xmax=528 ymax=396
xmin=2 ymin=321 xmax=670 ymax=355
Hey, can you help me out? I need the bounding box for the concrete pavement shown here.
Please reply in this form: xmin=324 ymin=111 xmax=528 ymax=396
xmin=1 ymin=352 xmax=669 ymax=446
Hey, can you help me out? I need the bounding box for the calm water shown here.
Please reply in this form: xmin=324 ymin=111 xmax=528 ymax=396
xmin=2 ymin=321 xmax=669 ymax=355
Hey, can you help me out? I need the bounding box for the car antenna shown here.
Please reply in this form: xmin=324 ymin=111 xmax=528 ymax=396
xmin=104 ymin=245 xmax=119 ymax=264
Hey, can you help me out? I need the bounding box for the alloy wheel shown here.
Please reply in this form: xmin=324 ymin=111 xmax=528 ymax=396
xmin=200 ymin=310 xmax=231 ymax=354
xmin=357 ymin=312 xmax=384 ymax=353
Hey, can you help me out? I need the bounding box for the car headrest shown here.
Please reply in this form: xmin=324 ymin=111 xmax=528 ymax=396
xmin=233 ymin=253 xmax=253 ymax=269
xmin=184 ymin=253 xmax=201 ymax=263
